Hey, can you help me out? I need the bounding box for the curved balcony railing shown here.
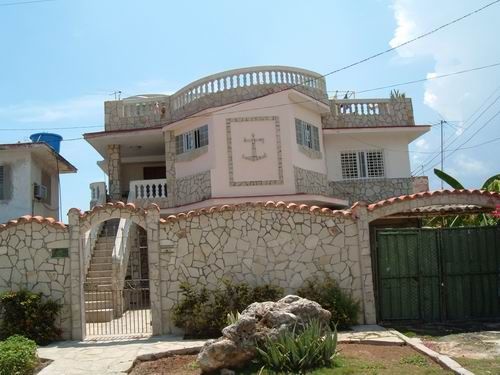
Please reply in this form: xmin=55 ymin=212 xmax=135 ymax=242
xmin=106 ymin=66 xmax=328 ymax=130
xmin=171 ymin=65 xmax=328 ymax=111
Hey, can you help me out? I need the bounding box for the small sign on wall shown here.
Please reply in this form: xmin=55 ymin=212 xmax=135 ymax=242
xmin=51 ymin=248 xmax=69 ymax=258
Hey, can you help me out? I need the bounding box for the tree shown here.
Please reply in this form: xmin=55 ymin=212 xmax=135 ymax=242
xmin=426 ymin=169 xmax=500 ymax=227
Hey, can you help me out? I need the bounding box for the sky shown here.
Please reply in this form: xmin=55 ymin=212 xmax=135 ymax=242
xmin=0 ymin=0 xmax=499 ymax=221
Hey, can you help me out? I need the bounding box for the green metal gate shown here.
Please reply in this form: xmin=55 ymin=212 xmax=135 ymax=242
xmin=375 ymin=226 xmax=500 ymax=322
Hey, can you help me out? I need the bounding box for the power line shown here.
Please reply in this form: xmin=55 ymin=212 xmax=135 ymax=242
xmin=421 ymin=108 xmax=500 ymax=174
xmin=354 ymin=62 xmax=500 ymax=94
xmin=411 ymin=86 xmax=500 ymax=174
xmin=0 ymin=125 xmax=102 ymax=131
xmin=155 ymin=0 xmax=500 ymax=127
xmin=0 ymin=0 xmax=54 ymax=7
xmin=420 ymin=92 xmax=500 ymax=170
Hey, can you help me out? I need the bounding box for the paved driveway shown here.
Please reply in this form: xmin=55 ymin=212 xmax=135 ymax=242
xmin=38 ymin=336 xmax=206 ymax=375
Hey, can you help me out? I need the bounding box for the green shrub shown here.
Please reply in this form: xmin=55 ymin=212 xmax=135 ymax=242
xmin=173 ymin=279 xmax=283 ymax=338
xmin=256 ymin=319 xmax=337 ymax=374
xmin=0 ymin=335 xmax=38 ymax=375
xmin=297 ymin=276 xmax=360 ymax=329
xmin=0 ymin=290 xmax=62 ymax=345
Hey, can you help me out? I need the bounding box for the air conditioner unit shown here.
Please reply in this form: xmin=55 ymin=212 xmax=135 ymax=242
xmin=33 ymin=183 xmax=48 ymax=200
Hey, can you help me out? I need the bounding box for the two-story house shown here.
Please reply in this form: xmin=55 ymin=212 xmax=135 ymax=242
xmin=85 ymin=66 xmax=429 ymax=213
xmin=81 ymin=66 xmax=430 ymax=324
xmin=0 ymin=140 xmax=77 ymax=223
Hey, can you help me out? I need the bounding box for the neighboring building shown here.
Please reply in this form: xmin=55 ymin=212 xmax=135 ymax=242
xmin=85 ymin=65 xmax=430 ymax=214
xmin=0 ymin=142 xmax=77 ymax=223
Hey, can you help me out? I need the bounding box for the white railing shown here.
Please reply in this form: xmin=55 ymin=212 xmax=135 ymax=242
xmin=112 ymin=218 xmax=133 ymax=292
xmin=83 ymin=222 xmax=104 ymax=277
xmin=129 ymin=179 xmax=168 ymax=200
xmin=89 ymin=181 xmax=107 ymax=208
xmin=332 ymin=99 xmax=390 ymax=116
xmin=171 ymin=65 xmax=327 ymax=111
xmin=115 ymin=66 xmax=328 ymax=126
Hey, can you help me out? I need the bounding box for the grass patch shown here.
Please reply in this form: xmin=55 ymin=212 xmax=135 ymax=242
xmin=454 ymin=357 xmax=500 ymax=375
xmin=400 ymin=354 xmax=429 ymax=367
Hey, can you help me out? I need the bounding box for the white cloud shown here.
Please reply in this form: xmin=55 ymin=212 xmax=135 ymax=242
xmin=390 ymin=0 xmax=500 ymax=122
xmin=415 ymin=138 xmax=429 ymax=150
xmin=453 ymin=154 xmax=489 ymax=176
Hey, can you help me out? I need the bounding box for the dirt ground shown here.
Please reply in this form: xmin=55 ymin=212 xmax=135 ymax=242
xmin=129 ymin=343 xmax=449 ymax=375
xmin=391 ymin=322 xmax=500 ymax=360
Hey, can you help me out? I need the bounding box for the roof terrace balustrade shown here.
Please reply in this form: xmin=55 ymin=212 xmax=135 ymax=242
xmin=323 ymin=98 xmax=415 ymax=128
xmin=105 ymin=66 xmax=328 ymax=131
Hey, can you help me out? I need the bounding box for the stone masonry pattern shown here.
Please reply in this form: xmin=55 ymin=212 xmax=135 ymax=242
xmin=294 ymin=166 xmax=329 ymax=196
xmin=330 ymin=177 xmax=413 ymax=204
xmin=0 ymin=221 xmax=71 ymax=338
xmin=176 ymin=171 xmax=212 ymax=207
xmin=158 ymin=206 xmax=363 ymax=332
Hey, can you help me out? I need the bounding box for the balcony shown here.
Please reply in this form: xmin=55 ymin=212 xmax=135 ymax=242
xmin=128 ymin=179 xmax=168 ymax=208
xmin=105 ymin=66 xmax=328 ymax=131
xmin=322 ymin=98 xmax=415 ymax=128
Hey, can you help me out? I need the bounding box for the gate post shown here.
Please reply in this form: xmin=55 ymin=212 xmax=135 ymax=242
xmin=68 ymin=209 xmax=85 ymax=340
xmin=145 ymin=204 xmax=162 ymax=335
xmin=352 ymin=203 xmax=377 ymax=324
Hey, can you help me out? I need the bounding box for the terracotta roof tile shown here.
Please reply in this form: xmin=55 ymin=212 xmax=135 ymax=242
xmin=367 ymin=189 xmax=500 ymax=212
xmin=0 ymin=215 xmax=66 ymax=232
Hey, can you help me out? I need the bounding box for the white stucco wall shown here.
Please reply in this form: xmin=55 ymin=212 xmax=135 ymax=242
xmin=324 ymin=132 xmax=412 ymax=181
xmin=0 ymin=151 xmax=32 ymax=223
xmin=173 ymin=118 xmax=214 ymax=179
xmin=209 ymin=91 xmax=329 ymax=199
xmin=290 ymin=104 xmax=327 ymax=174
xmin=31 ymin=158 xmax=59 ymax=219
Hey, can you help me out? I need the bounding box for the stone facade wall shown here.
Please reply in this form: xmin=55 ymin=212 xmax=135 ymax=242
xmin=104 ymin=66 xmax=327 ymax=131
xmin=176 ymin=171 xmax=211 ymax=207
xmin=294 ymin=166 xmax=329 ymax=195
xmin=0 ymin=221 xmax=72 ymax=339
xmin=330 ymin=177 xmax=413 ymax=204
xmin=158 ymin=206 xmax=365 ymax=333
xmin=323 ymin=98 xmax=415 ymax=128
xmin=107 ymin=144 xmax=121 ymax=200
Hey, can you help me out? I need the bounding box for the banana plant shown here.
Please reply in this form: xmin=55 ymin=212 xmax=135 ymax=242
xmin=427 ymin=169 xmax=500 ymax=227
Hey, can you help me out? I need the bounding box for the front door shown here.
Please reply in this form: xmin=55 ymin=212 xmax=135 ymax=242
xmin=143 ymin=166 xmax=166 ymax=180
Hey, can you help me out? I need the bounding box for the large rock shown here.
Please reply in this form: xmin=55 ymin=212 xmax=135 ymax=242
xmin=197 ymin=295 xmax=331 ymax=373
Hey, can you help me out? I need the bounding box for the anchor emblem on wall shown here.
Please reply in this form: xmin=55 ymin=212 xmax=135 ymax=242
xmin=242 ymin=133 xmax=266 ymax=161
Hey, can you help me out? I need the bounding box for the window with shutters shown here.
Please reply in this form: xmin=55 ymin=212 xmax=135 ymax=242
xmin=41 ymin=170 xmax=52 ymax=204
xmin=340 ymin=150 xmax=385 ymax=180
xmin=295 ymin=119 xmax=320 ymax=152
xmin=175 ymin=125 xmax=209 ymax=155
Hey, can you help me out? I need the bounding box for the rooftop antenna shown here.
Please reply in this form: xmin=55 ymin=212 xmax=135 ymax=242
xmin=110 ymin=91 xmax=122 ymax=100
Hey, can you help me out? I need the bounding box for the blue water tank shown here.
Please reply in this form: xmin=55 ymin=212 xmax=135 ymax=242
xmin=30 ymin=133 xmax=63 ymax=153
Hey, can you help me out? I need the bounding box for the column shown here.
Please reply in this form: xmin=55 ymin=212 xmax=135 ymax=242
xmin=107 ymin=144 xmax=121 ymax=201
xmin=353 ymin=203 xmax=377 ymax=324
xmin=68 ymin=209 xmax=84 ymax=340
xmin=145 ymin=204 xmax=162 ymax=335
xmin=163 ymin=131 xmax=176 ymax=207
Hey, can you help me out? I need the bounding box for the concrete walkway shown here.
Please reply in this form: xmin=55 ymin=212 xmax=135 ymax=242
xmin=37 ymin=336 xmax=206 ymax=375
xmin=37 ymin=325 xmax=402 ymax=375
xmin=338 ymin=324 xmax=404 ymax=345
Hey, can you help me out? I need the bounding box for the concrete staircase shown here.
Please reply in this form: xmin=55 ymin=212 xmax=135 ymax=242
xmin=85 ymin=220 xmax=118 ymax=323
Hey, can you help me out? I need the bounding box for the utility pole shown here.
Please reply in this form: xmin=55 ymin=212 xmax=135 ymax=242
xmin=440 ymin=120 xmax=445 ymax=189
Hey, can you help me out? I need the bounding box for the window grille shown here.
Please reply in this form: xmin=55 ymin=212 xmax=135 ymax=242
xmin=340 ymin=150 xmax=385 ymax=180
xmin=175 ymin=125 xmax=209 ymax=155
xmin=295 ymin=119 xmax=320 ymax=152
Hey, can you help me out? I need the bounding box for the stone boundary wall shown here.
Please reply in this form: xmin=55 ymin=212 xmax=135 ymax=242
xmin=0 ymin=218 xmax=72 ymax=339
xmin=176 ymin=170 xmax=212 ymax=207
xmin=294 ymin=166 xmax=329 ymax=196
xmin=158 ymin=205 xmax=366 ymax=333
xmin=330 ymin=177 xmax=413 ymax=204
